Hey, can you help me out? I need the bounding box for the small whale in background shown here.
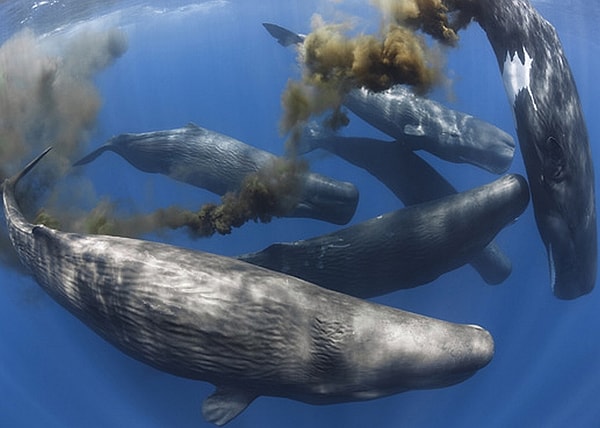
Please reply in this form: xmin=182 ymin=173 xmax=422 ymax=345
xmin=343 ymin=86 xmax=516 ymax=174
xmin=239 ymin=174 xmax=530 ymax=298
xmin=459 ymin=0 xmax=597 ymax=298
xmin=4 ymin=149 xmax=494 ymax=426
xmin=74 ymin=123 xmax=358 ymax=225
xmin=299 ymin=126 xmax=512 ymax=285
xmin=263 ymin=22 xmax=516 ymax=174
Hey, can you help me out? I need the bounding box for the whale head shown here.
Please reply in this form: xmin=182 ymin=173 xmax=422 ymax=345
xmin=513 ymin=75 xmax=597 ymax=299
xmin=445 ymin=113 xmax=516 ymax=174
xmin=481 ymin=0 xmax=599 ymax=299
xmin=293 ymin=173 xmax=359 ymax=225
xmin=399 ymin=322 xmax=495 ymax=390
xmin=348 ymin=310 xmax=494 ymax=399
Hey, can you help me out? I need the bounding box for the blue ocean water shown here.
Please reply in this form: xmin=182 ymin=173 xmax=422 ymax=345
xmin=0 ymin=1 xmax=599 ymax=427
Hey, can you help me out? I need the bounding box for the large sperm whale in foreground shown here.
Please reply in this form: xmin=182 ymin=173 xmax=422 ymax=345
xmin=4 ymin=149 xmax=495 ymax=426
xmin=455 ymin=0 xmax=597 ymax=299
xmin=239 ymin=173 xmax=529 ymax=298
xmin=74 ymin=123 xmax=358 ymax=225
xmin=299 ymin=128 xmax=512 ymax=285
xmin=263 ymin=23 xmax=516 ymax=175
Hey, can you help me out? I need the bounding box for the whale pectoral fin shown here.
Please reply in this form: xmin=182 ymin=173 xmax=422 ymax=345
xmin=202 ymin=386 xmax=257 ymax=426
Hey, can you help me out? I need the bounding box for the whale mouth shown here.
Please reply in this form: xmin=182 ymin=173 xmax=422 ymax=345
xmin=289 ymin=200 xmax=355 ymax=225
xmin=545 ymin=233 xmax=596 ymax=300
xmin=548 ymin=243 xmax=557 ymax=294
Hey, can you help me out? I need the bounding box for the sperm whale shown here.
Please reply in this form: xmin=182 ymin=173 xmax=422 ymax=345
xmin=343 ymin=85 xmax=515 ymax=174
xmin=239 ymin=174 xmax=529 ymax=298
xmin=74 ymin=123 xmax=358 ymax=225
xmin=457 ymin=0 xmax=597 ymax=298
xmin=4 ymin=149 xmax=494 ymax=426
xmin=263 ymin=22 xmax=516 ymax=174
xmin=299 ymin=127 xmax=512 ymax=285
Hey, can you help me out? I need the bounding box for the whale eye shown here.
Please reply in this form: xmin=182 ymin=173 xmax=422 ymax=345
xmin=544 ymin=136 xmax=565 ymax=182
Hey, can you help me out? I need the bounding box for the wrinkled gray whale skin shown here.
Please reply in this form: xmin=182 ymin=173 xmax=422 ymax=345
xmin=300 ymin=128 xmax=512 ymax=285
xmin=343 ymin=86 xmax=515 ymax=174
xmin=239 ymin=174 xmax=529 ymax=298
xmin=461 ymin=0 xmax=597 ymax=298
xmin=263 ymin=23 xmax=515 ymax=174
xmin=74 ymin=123 xmax=358 ymax=225
xmin=3 ymin=149 xmax=495 ymax=426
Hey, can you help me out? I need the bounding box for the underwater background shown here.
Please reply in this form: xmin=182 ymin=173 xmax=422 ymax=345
xmin=0 ymin=0 xmax=599 ymax=427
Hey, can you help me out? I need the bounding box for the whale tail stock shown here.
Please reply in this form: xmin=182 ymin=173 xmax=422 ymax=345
xmin=74 ymin=132 xmax=130 ymax=167
xmin=73 ymin=144 xmax=111 ymax=167
xmin=2 ymin=147 xmax=53 ymax=235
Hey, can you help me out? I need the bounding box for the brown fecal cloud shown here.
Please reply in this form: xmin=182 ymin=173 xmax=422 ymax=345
xmin=373 ymin=0 xmax=460 ymax=46
xmin=0 ymin=27 xmax=128 ymax=270
xmin=280 ymin=0 xmax=466 ymax=149
xmin=2 ymin=0 xmax=480 ymax=273
xmin=35 ymin=157 xmax=308 ymax=239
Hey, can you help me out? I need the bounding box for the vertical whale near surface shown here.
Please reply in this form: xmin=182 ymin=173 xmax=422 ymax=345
xmin=3 ymin=150 xmax=494 ymax=426
xmin=460 ymin=0 xmax=597 ymax=298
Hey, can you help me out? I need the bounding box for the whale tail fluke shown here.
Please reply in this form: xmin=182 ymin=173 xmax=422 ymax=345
xmin=2 ymin=148 xmax=53 ymax=233
xmin=73 ymin=145 xmax=111 ymax=167
xmin=262 ymin=23 xmax=305 ymax=46
xmin=5 ymin=147 xmax=53 ymax=190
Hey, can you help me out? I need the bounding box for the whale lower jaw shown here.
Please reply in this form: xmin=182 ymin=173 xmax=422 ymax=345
xmin=548 ymin=243 xmax=557 ymax=294
xmin=547 ymin=242 xmax=597 ymax=300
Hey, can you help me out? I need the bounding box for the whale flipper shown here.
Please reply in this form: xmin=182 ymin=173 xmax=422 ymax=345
xmin=262 ymin=23 xmax=305 ymax=46
xmin=202 ymin=386 xmax=257 ymax=426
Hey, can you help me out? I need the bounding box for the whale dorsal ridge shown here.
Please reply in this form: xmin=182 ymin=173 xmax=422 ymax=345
xmin=201 ymin=386 xmax=257 ymax=426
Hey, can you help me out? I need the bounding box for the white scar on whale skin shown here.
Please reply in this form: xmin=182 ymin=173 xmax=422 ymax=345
xmin=502 ymin=48 xmax=538 ymax=112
